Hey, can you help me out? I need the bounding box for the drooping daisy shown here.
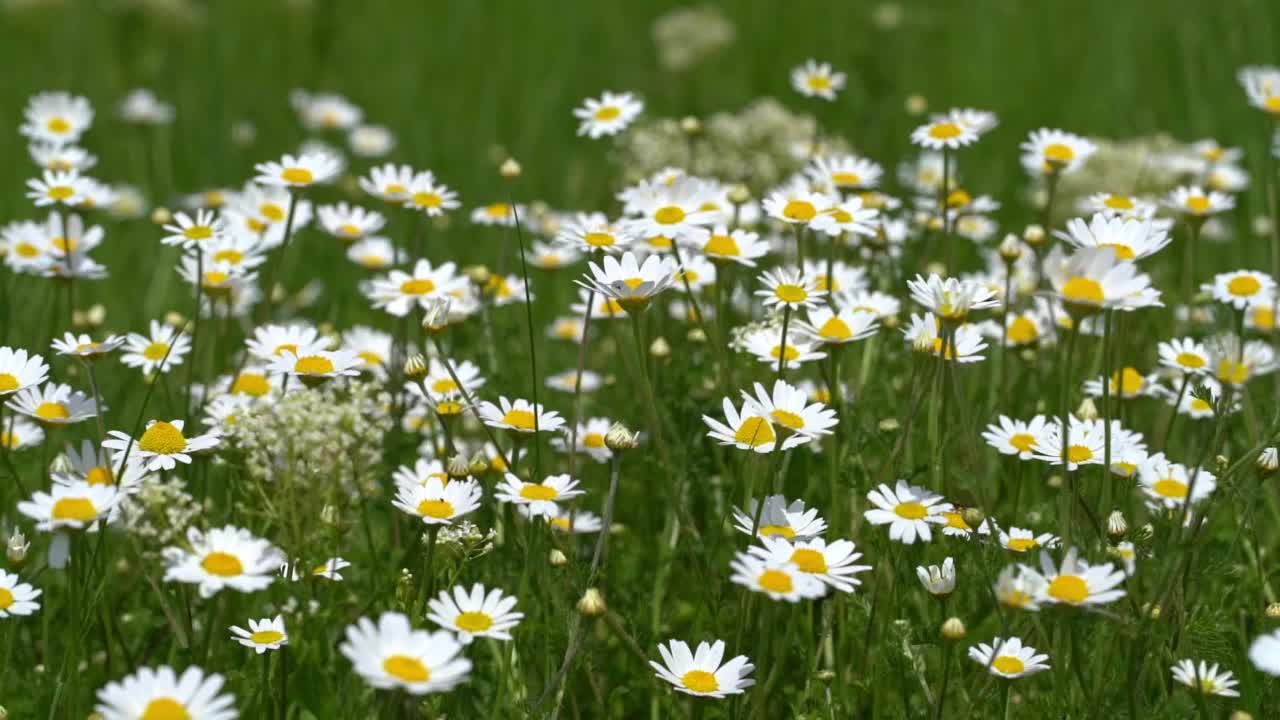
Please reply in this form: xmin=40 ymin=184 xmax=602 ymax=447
xmin=267 ymin=347 xmax=362 ymax=386
xmin=902 ymin=314 xmax=988 ymax=363
xmin=1055 ymin=213 xmax=1171 ymax=261
xmin=477 ymin=396 xmax=565 ymax=435
xmin=103 ymin=419 xmax=220 ymax=472
xmin=1033 ymin=547 xmax=1126 ymax=607
xmin=230 ymin=615 xmax=288 ymax=654
xmin=121 ymin=321 xmax=190 ymax=375
xmin=26 ymin=168 xmax=88 ymax=207
xmin=863 ymin=481 xmax=949 ymax=544
xmin=732 ymin=495 xmax=828 ymax=540
xmin=1020 ymin=128 xmax=1096 ymax=175
xmin=94 ymin=665 xmax=236 ymax=720
xmin=495 ymin=473 xmax=583 ymax=518
xmin=740 ymin=379 xmax=837 ymax=439
xmin=551 ymin=417 xmax=616 ymax=463
xmin=916 ymin=557 xmax=957 ymax=597
xmin=729 ymin=552 xmax=827 ymax=601
xmin=17 ymin=481 xmax=119 ymax=532
xmin=791 ymin=59 xmax=845 ymax=100
xmin=163 ymin=525 xmax=284 ymax=598
xmin=0 ymin=346 xmax=50 ymax=396
xmin=907 ymin=274 xmax=999 ymax=323
xmin=1138 ymin=453 xmax=1216 ymax=510
xmin=969 ymin=637 xmax=1050 ymax=678
xmin=254 ymin=151 xmax=342 ymax=188
xmin=748 ymin=536 xmax=871 ymax=593
xmin=574 ymin=91 xmax=643 ymax=138
xmin=6 ymin=383 xmax=98 ymax=425
xmin=1204 ymin=269 xmax=1275 ymax=310
xmin=427 ymin=584 xmax=524 ymax=644
xmin=347 ymin=237 xmax=396 ymax=269
xmin=755 ymin=267 xmax=826 ymax=310
xmin=1171 ymin=659 xmax=1239 ymax=697
xmin=1044 ymin=247 xmax=1162 ymax=315
xmin=650 ymin=639 xmax=755 ymax=698
xmin=982 ymin=415 xmax=1049 ymax=460
xmin=0 ymin=569 xmax=42 ymax=618
xmin=392 ymin=477 xmax=483 ymax=526
xmin=341 ymin=612 xmax=472 ymax=694
xmin=578 ymin=251 xmax=678 ymax=312
xmin=911 ymin=119 xmax=979 ymax=150
xmin=762 ymin=187 xmax=832 ymax=226
xmin=1165 ymin=185 xmax=1235 ymax=217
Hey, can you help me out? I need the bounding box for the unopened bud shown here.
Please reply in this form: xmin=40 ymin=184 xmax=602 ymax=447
xmin=1075 ymin=398 xmax=1098 ymax=421
xmin=998 ymin=234 xmax=1023 ymax=262
xmin=6 ymin=529 xmax=30 ymax=565
xmin=961 ymin=508 xmax=985 ymax=530
xmin=403 ymin=354 xmax=428 ymax=381
xmin=1266 ymin=603 xmax=1280 ymax=619
xmin=85 ymin=304 xmax=106 ymax=328
xmin=728 ymin=184 xmax=751 ymax=205
xmin=499 ymin=158 xmax=522 ymax=179
xmin=320 ymin=504 xmax=341 ymax=526
xmin=231 ymin=121 xmax=256 ymax=146
xmin=925 ymin=261 xmax=947 ymax=277
xmin=815 ymin=669 xmax=836 ymax=684
xmin=904 ymin=94 xmax=928 ymax=116
xmin=577 ymin=587 xmax=606 ymax=617
xmin=680 ymin=116 xmax=702 ymax=136
xmin=1107 ymin=511 xmax=1127 ymax=538
xmin=1047 ymin=474 xmax=1064 ymax=489
xmin=941 ymin=617 xmax=966 ymax=641
xmin=605 ymin=422 xmax=640 ymax=451
xmin=649 ymin=336 xmax=671 ymax=359
xmin=1144 ymin=602 xmax=1161 ymax=619
xmin=687 ymin=327 xmax=707 ymax=343
xmin=878 ymin=418 xmax=900 ymax=432
xmin=1258 ymin=447 xmax=1278 ymax=478
xmin=468 ymin=452 xmax=490 ymax=476
xmin=421 ymin=297 xmax=451 ymax=334
xmin=163 ymin=311 xmax=185 ymax=330
xmin=549 ymin=549 xmax=568 ymax=567
xmin=150 ymin=207 xmax=172 ymax=225
xmin=1230 ymin=711 xmax=1255 ymax=720
xmin=464 ymin=265 xmax=492 ymax=286
xmin=1022 ymin=224 xmax=1045 ymax=246
xmin=447 ymin=454 xmax=470 ymax=479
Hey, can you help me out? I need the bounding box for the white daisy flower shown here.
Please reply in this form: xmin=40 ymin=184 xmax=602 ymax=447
xmin=577 ymin=251 xmax=678 ymax=312
xmin=359 ymin=163 xmax=415 ymax=204
xmin=477 ymin=396 xmax=565 ymax=435
xmin=791 ymin=59 xmax=845 ymax=100
xmin=17 ymin=481 xmax=119 ymax=532
xmin=266 ymin=347 xmax=363 ymax=386
xmin=732 ymin=495 xmax=827 ymax=540
xmin=317 ymin=202 xmax=386 ymax=242
xmin=29 ymin=142 xmax=96 ymax=172
xmin=650 ymin=639 xmax=755 ymax=698
xmin=968 ymin=636 xmax=1050 ymax=678
xmin=230 ymin=615 xmax=288 ymax=654
xmin=1044 ymin=247 xmax=1162 ymax=314
xmin=427 ymin=584 xmax=524 ymax=644
xmin=103 ymin=419 xmax=220 ymax=472
xmin=916 ymin=557 xmax=957 ymax=597
xmin=0 ymin=569 xmax=42 ymax=618
xmin=1137 ymin=452 xmax=1216 ymax=510
xmin=0 ymin=346 xmax=50 ymax=396
xmin=762 ymin=187 xmax=833 ymax=226
xmin=810 ymin=196 xmax=879 ymax=238
xmin=367 ymin=259 xmax=468 ymax=317
xmin=729 ymin=552 xmax=827 ymax=601
xmin=703 ymin=396 xmax=794 ymax=454
xmin=742 ymin=326 xmax=826 ymax=369
xmin=0 ymin=416 xmax=44 ymax=450
xmin=1055 ymin=213 xmax=1171 ymax=261
xmin=806 ymin=154 xmax=882 ymax=191
xmin=910 ymin=119 xmax=979 ymax=150
xmin=574 ymin=90 xmax=643 ymax=138
xmin=907 ymin=274 xmax=999 ymax=323
xmin=755 ymin=267 xmax=826 ymax=310
xmin=393 ymin=477 xmax=483 ymax=526
xmin=1203 ymin=269 xmax=1274 ymax=310
xmin=797 ymin=306 xmax=878 ymax=345
xmin=690 ymin=224 xmax=769 ymax=266
xmin=347 ymin=237 xmax=397 ymax=270
xmin=349 ymin=124 xmax=395 ymax=157
xmin=551 ymin=417 xmax=615 ymax=463
xmin=749 ymin=536 xmax=871 ymax=593
xmin=495 ymin=473 xmax=584 ymax=518
xmin=863 ymin=480 xmax=949 ymax=544
xmin=1165 ymin=185 xmax=1234 ymax=217
xmin=121 ymin=321 xmax=190 ymax=375
xmin=20 ymin=91 xmax=93 ymax=144
xmin=902 ymin=313 xmax=988 ymax=363
xmin=163 ymin=525 xmax=284 ymax=598
xmin=339 ymin=612 xmax=472 ymax=694
xmin=94 ymin=665 xmax=236 ymax=720
xmin=1171 ymin=659 xmax=1239 ymax=697
xmin=1020 ymin=128 xmax=1096 ymax=175
xmin=1032 ymin=547 xmax=1126 ymax=607
xmin=1249 ymin=628 xmax=1280 ymax=676
xmin=26 ymin=168 xmax=88 ymax=207
xmin=1157 ymin=338 xmax=1210 ymax=375
xmin=254 ymin=151 xmax=342 ymax=188
xmin=982 ymin=415 xmax=1049 ymax=460
xmin=622 ymin=176 xmax=717 ymax=243
xmin=994 ymin=565 xmax=1047 ymax=611
xmin=6 ymin=382 xmax=98 ymax=425
xmin=740 ymin=379 xmax=837 ymax=439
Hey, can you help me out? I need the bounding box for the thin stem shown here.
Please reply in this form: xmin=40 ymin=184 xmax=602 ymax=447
xmin=260 ymin=190 xmax=300 ymax=323
xmin=776 ymin=304 xmax=793 ymax=380
xmin=509 ymin=201 xmax=542 ymax=479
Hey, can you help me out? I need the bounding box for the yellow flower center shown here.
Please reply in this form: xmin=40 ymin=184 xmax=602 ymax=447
xmin=653 ymin=206 xmax=686 ymax=225
xmin=50 ymin=236 xmax=76 ymax=253
xmin=831 ymin=172 xmax=861 ymax=187
xmin=1185 ymin=195 xmax=1210 ymax=213
xmin=455 ymin=611 xmax=494 ymax=633
xmin=943 ymin=511 xmax=972 ymax=531
xmin=500 ymin=409 xmax=537 ymax=430
xmin=416 ymin=499 xmax=455 ymax=519
xmin=260 ymin=203 xmax=285 ymax=222
xmin=758 ymin=525 xmax=795 ymax=538
xmin=358 ymin=351 xmax=383 ymax=367
xmin=894 ymin=502 xmax=927 ymax=520
xmin=734 ymin=416 xmax=776 ymax=447
xmin=1008 ymin=433 xmax=1037 ymax=453
xmin=818 ymin=317 xmax=853 ymax=340
xmin=200 ymin=551 xmax=244 ymax=577
xmin=758 ymin=569 xmax=794 ymax=593
xmin=1104 ymin=194 xmax=1134 ymax=210
xmin=47 ymin=116 xmax=71 ymax=134
xmin=682 ymin=669 xmax=720 ymax=693
xmin=928 ymin=123 xmax=962 ymax=140
xmin=1175 ymin=352 xmax=1205 ymax=369
xmin=583 ymin=433 xmax=605 ymax=449
xmin=1044 ymin=143 xmax=1075 ymax=164
xmin=34 ymin=402 xmax=69 ymax=420
xmin=583 ymin=231 xmax=615 ymax=248
xmin=992 ymin=656 xmax=1026 ymax=675
xmin=771 ymin=344 xmax=800 ymax=361
xmin=1217 ymin=360 xmax=1249 ymax=385
xmin=203 ymin=271 xmax=229 ymax=288
xmin=338 ymin=223 xmax=361 ymax=237
xmin=383 ymin=655 xmax=431 ymax=683
xmin=520 ymin=484 xmax=559 ymax=501
xmin=1003 ymin=590 xmax=1032 ymax=608
xmin=1099 ymin=242 xmax=1135 ymax=260
xmin=51 ymin=497 xmax=97 ymax=522
xmin=705 ymin=234 xmax=740 ymax=256
xmin=485 ymin=203 xmax=510 ymax=219
xmin=413 ymin=192 xmax=443 ymax=209
xmin=1228 ymin=275 xmax=1262 ymax=297
xmin=1047 ymin=575 xmax=1089 ymax=604
xmin=295 ymin=356 xmax=335 ymax=375
xmin=15 ymin=243 xmax=40 ymax=258
xmin=1006 ymin=537 xmax=1039 ymax=552
xmin=806 ymin=75 xmax=831 ymax=91
xmin=1111 ymin=367 xmax=1144 ymax=395
xmin=140 ymin=698 xmax=191 ymax=720
xmin=250 ymin=630 xmax=284 ymax=645
xmin=1190 ymin=398 xmax=1212 ymax=412
xmin=142 ymin=342 xmax=170 ymax=361
xmin=770 ymin=409 xmax=805 ymax=430
xmin=593 ymin=105 xmax=621 ymax=121
xmin=86 ymin=466 xmax=114 ymax=486
xmin=1266 ymin=96 xmax=1280 ymax=113
xmin=400 ymin=278 xmax=437 ymax=295
xmin=790 ymin=548 xmax=828 ymax=573
xmin=1067 ymin=445 xmax=1093 ymax=463
xmin=281 ymin=167 xmax=313 ymax=184
xmin=231 ymin=373 xmax=271 ymax=397
xmin=1153 ymin=478 xmax=1188 ymax=499
xmin=1253 ymin=306 xmax=1276 ymax=330
xmin=774 ymin=284 xmax=808 ymax=303
xmin=0 ymin=373 xmax=19 ymax=393
xmin=139 ymin=421 xmax=187 ymax=454
xmin=1061 ymin=276 xmax=1104 ymax=304
xmin=47 ymin=185 xmax=75 ymax=201
xmin=213 ymin=249 xmax=244 ymax=265
xmin=782 ymin=200 xmax=817 ymax=222
xmin=183 ymin=225 xmax=213 ymax=241
xmin=0 ymin=588 xmax=12 ymax=610
xmin=1006 ymin=316 xmax=1038 ymax=345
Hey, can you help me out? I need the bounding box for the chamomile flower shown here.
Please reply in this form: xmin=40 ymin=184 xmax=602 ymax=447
xmin=317 ymin=202 xmax=385 ymax=242
xmin=568 ymin=289 xmax=627 ymax=320
xmin=541 ymin=509 xmax=603 ymax=534
xmin=367 ymin=259 xmax=467 ymax=316
xmin=1083 ymin=192 xmax=1159 ymax=220
xmin=340 ymin=612 xmax=472 ymax=694
xmin=119 ymin=88 xmax=175 ymax=125
xmin=732 ymin=495 xmax=828 ymax=540
xmin=347 ymin=237 xmax=396 ymax=269
xmin=574 ymin=91 xmax=643 ymax=138
xmin=741 ymin=380 xmax=837 ymax=439
xmin=392 ymin=458 xmax=451 ymax=488
xmin=0 ymin=569 xmax=41 ymax=618
xmin=994 ymin=565 xmax=1046 ymax=611
xmin=1044 ymin=247 xmax=1162 ymax=315
xmin=1208 ymin=334 xmax=1277 ymax=386
xmin=810 ymin=196 xmax=879 ymax=237
xmin=1083 ymin=367 xmax=1165 ymax=399
xmin=268 ymin=348 xmax=362 ymax=385
xmin=1033 ymin=547 xmax=1126 ymax=607
xmin=578 ymin=251 xmax=677 ymax=312
xmin=1239 ymin=65 xmax=1280 ymax=115
xmin=495 ymin=473 xmax=584 ymax=518
xmin=690 ymin=225 xmax=770 ymax=266
xmin=254 ymin=151 xmax=341 ymax=188
xmin=1020 ymin=128 xmax=1096 ymax=175
xmin=791 ymin=59 xmax=845 ymax=100
xmin=797 ymin=306 xmax=878 ymax=345
xmin=650 ymin=639 xmax=755 ymax=698
xmin=29 ymin=142 xmax=97 ymax=172
xmin=292 ymin=90 xmax=362 ymax=130
xmin=1204 ymin=269 xmax=1275 ymax=310
xmin=1032 ymin=416 xmax=1105 ymax=470
xmin=20 ymin=91 xmax=93 ymax=144
xmin=477 ymin=396 xmax=565 ymax=435
xmin=393 ymin=477 xmax=483 ymax=525
xmin=839 ymin=289 xmax=901 ymax=319
xmin=471 ymin=201 xmax=523 ymax=227
xmin=52 ymin=439 xmax=148 ymax=491
xmin=556 ymin=214 xmax=633 ymax=254
xmin=806 ymin=154 xmax=882 ymax=191
xmin=7 ymin=383 xmax=98 ymax=425
xmin=26 ymin=169 xmax=88 ymax=207
xmin=729 ymin=552 xmax=827 ymax=601
xmin=1138 ymin=453 xmax=1216 ymax=510
xmin=755 ymin=267 xmax=826 ymax=310
xmin=94 ymin=665 xmax=236 ymax=720
xmin=969 ymin=637 xmax=1050 ymax=678
xmin=17 ymin=481 xmax=118 ymax=532
xmin=121 ymin=321 xmax=190 ymax=375
xmin=551 ymin=417 xmax=616 ymax=463
xmin=230 ymin=615 xmax=288 ymax=654
xmin=344 ymin=325 xmax=394 ymax=378
xmin=348 ymin=124 xmax=395 ymax=157
xmin=1055 ymin=213 xmax=1171 ymax=261
xmin=863 ymin=481 xmax=949 ymax=544
xmin=916 ymin=557 xmax=957 ymax=597
xmin=911 ymin=119 xmax=979 ymax=150
xmin=427 ymin=584 xmax=524 ymax=644
xmin=907 ymin=274 xmax=999 ymax=323
xmin=762 ymin=187 xmax=832 ymax=226
xmin=359 ymin=163 xmax=415 ymax=204
xmin=1173 ymin=378 xmax=1228 ymax=419
xmin=0 ymin=417 xmax=44 ymax=450
xmin=997 ymin=526 xmax=1059 ymax=553
xmin=1249 ymin=628 xmax=1280 ymax=676
xmin=624 ymin=176 xmax=718 ymax=242
xmin=743 ymin=326 xmax=826 ymax=369
xmin=1165 ymin=185 xmax=1235 ymax=217
xmin=0 ymin=346 xmax=50 ymax=396
xmin=163 ymin=525 xmax=284 ymax=598
xmin=703 ymin=396 xmax=797 ymax=453
xmin=1158 ymin=338 xmax=1210 ymax=375
xmin=309 ymin=557 xmax=352 ymax=581
xmin=405 ymin=171 xmax=460 ymax=216
xmin=1168 ymin=659 xmax=1238 ymax=697
xmin=103 ymin=418 xmax=220 ymax=472
xmin=983 ymin=415 xmax=1050 ymax=459
xmin=748 ymin=536 xmax=871 ymax=593
xmin=903 ymin=314 xmax=988 ymax=363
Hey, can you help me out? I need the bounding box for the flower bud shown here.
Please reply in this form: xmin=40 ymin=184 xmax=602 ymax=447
xmin=1257 ymin=447 xmax=1278 ymax=478
xmin=403 ymin=354 xmax=428 ymax=381
xmin=1022 ymin=224 xmax=1045 ymax=246
xmin=1107 ymin=511 xmax=1127 ymax=538
xmin=577 ymin=588 xmax=606 ymax=617
xmin=1230 ymin=711 xmax=1254 ymax=720
xmin=941 ymin=617 xmax=966 ymax=641
xmin=1266 ymin=603 xmax=1280 ymax=619
xmin=904 ymin=94 xmax=927 ymax=116
xmin=468 ymin=452 xmax=490 ymax=476
xmin=150 ymin=207 xmax=172 ymax=225
xmin=961 ymin=507 xmax=985 ymax=530
xmin=998 ymin=234 xmax=1023 ymax=262
xmin=1047 ymin=474 xmax=1064 ymax=489
xmin=6 ymin=529 xmax=29 ymax=565
xmin=1076 ymin=398 xmax=1098 ymax=421
xmin=878 ymin=418 xmax=900 ymax=432
xmin=163 ymin=311 xmax=186 ymax=330
xmin=649 ymin=337 xmax=671 ymax=359
xmin=320 ymin=504 xmax=341 ymax=527
xmin=447 ymin=454 xmax=471 ymax=479
xmin=605 ymin=422 xmax=640 ymax=451
xmin=687 ymin=327 xmax=707 ymax=343
xmin=421 ymin=297 xmax=451 ymax=334
xmin=680 ymin=116 xmax=702 ymax=136
xmin=549 ymin=549 xmax=568 ymax=567
xmin=815 ymin=669 xmax=836 ymax=684
xmin=499 ymin=158 xmax=522 ymax=179
xmin=728 ymin=184 xmax=751 ymax=205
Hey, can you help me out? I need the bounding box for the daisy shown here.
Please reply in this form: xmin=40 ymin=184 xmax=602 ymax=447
xmin=200 ymin=232 xmax=266 ymax=271
xmin=578 ymin=251 xmax=677 ymax=312
xmin=903 ymin=314 xmax=988 ymax=363
xmin=317 ymin=202 xmax=385 ymax=242
xmin=163 ymin=525 xmax=284 ymax=598
xmin=704 ymin=396 xmax=794 ymax=453
xmin=1056 ymin=213 xmax=1170 ymax=261
xmin=1239 ymin=65 xmax=1280 ymax=115
xmin=910 ymin=119 xmax=979 ymax=150
xmin=94 ymin=665 xmax=236 ymax=720
xmin=997 ymin=526 xmax=1059 ymax=553
xmin=741 ymin=379 xmax=837 ymax=439
xmin=359 ymin=163 xmax=415 ymax=204
xmin=1158 ymin=338 xmax=1210 ymax=375
xmin=1138 ymin=453 xmax=1216 ymax=510
xmin=623 ymin=176 xmax=717 ymax=243
xmin=574 ymin=90 xmax=643 ymax=138
xmin=1249 ymin=628 xmax=1280 ymax=676
xmin=349 ymin=124 xmax=395 ymax=157
xmin=0 ymin=346 xmax=50 ymax=396
xmin=916 ymin=557 xmax=957 ymax=597
xmin=797 ymin=306 xmax=878 ymax=346
xmin=994 ymin=565 xmax=1047 ymax=611
xmin=52 ymin=439 xmax=148 ymax=491
xmin=267 ymin=348 xmax=363 ymax=386
xmin=810 ymin=196 xmax=879 ymax=238
xmin=748 ymin=536 xmax=871 ymax=593
xmin=292 ymin=89 xmax=362 ymax=129
xmin=839 ymin=289 xmax=901 ymax=319
xmin=1082 ymin=192 xmax=1159 ymax=220
xmin=177 ymin=257 xmax=255 ymax=298
xmin=477 ymin=396 xmax=564 ymax=435
xmin=556 ymin=213 xmax=633 ymax=254
xmin=367 ymin=259 xmax=467 ymax=316
xmin=17 ymin=481 xmax=118 ymax=532
xmin=806 ymin=154 xmax=882 ymax=191
xmin=343 ymin=325 xmax=394 ymax=378
xmin=246 ymin=323 xmax=321 ymax=362
xmin=121 ymin=321 xmax=190 ymax=375
xmin=762 ymin=187 xmax=832 ymax=226
xmin=1171 ymin=659 xmax=1239 ymax=697
xmin=254 ymin=151 xmax=341 ymax=188
xmin=1033 ymin=547 xmax=1126 ymax=607
xmin=983 ymin=415 xmax=1049 ymax=460
xmin=427 ymin=584 xmax=524 ymax=644
xmin=391 ymin=458 xmax=451 ymax=488
xmin=0 ymin=569 xmax=41 ymax=618
xmin=791 ymin=59 xmax=845 ymax=100
xmin=470 ymin=201 xmax=524 ymax=227
xmin=1020 ymin=128 xmax=1096 ymax=175
xmin=29 ymin=142 xmax=97 ymax=172
xmin=1044 ymin=247 xmax=1162 ymax=315
xmin=347 ymin=237 xmax=396 ymax=269
xmin=939 ymin=508 xmax=976 ymax=537
xmin=0 ymin=416 xmax=44 ymax=450
xmin=939 ymin=107 xmax=999 ymax=134
xmin=26 ymin=168 xmax=88 ymax=207
xmin=1173 ymin=378 xmax=1228 ymax=419
xmin=690 ymin=225 xmax=769 ymax=266
xmin=1032 ymin=416 xmax=1106 ymax=470
xmin=650 ymin=639 xmax=755 ymax=698
xmin=1208 ymin=334 xmax=1277 ymax=386
xmin=863 ymin=481 xmax=949 ymax=544
xmin=969 ymin=637 xmax=1051 ymax=678
xmin=495 ymin=473 xmax=583 ymax=518
xmin=402 ymin=170 xmax=460 ymax=216
xmin=310 ymin=557 xmax=352 ymax=581
xmin=540 ymin=509 xmax=604 ymax=534
xmin=1165 ymin=185 xmax=1235 ymax=217
xmin=729 ymin=552 xmax=827 ymax=601
xmin=732 ymin=495 xmax=827 ymax=540
xmin=6 ymin=383 xmax=98 ymax=425
xmin=225 ymin=183 xmax=314 ymax=240
xmin=551 ymin=417 xmax=615 ymax=463
xmin=755 ymin=267 xmax=826 ymax=310
xmin=743 ymin=326 xmax=826 ymax=369
xmin=230 ymin=615 xmax=288 ymax=654
xmin=393 ymin=477 xmax=483 ymax=525
xmin=340 ymin=612 xmax=472 ymax=694
xmin=1083 ymin=367 xmax=1165 ymax=399
xmin=1204 ymin=270 xmax=1275 ymax=310
xmin=103 ymin=419 xmax=220 ymax=472
xmin=20 ymin=91 xmax=93 ymax=144
xmin=907 ymin=274 xmax=999 ymax=323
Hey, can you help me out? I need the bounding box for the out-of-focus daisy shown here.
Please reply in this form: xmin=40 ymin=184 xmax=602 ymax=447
xmin=340 ymin=612 xmax=472 ymax=694
xmin=230 ymin=615 xmax=288 ymax=654
xmin=1204 ymin=269 xmax=1274 ymax=310
xmin=1055 ymin=213 xmax=1170 ymax=261
xmin=1083 ymin=367 xmax=1165 ymax=399
xmin=1208 ymin=334 xmax=1277 ymax=387
xmin=1020 ymin=128 xmax=1095 ymax=175
xmin=119 ymin=88 xmax=175 ymax=125
xmin=729 ymin=552 xmax=827 ymax=601
xmin=349 ymin=124 xmax=395 ymax=157
xmin=103 ymin=419 xmax=220 ymax=472
xmin=1165 ymin=185 xmax=1234 ymax=217
xmin=359 ymin=163 xmax=415 ymax=204
xmin=840 ymin=289 xmax=901 ymax=319
xmin=791 ymin=59 xmax=845 ymax=100
xmin=1171 ymin=659 xmax=1239 ymax=697
xmin=810 ymin=196 xmax=879 ymax=238
xmin=732 ymin=495 xmax=827 ymax=540
xmin=748 ymin=536 xmax=871 ymax=593
xmin=6 ymin=383 xmax=98 ymax=425
xmin=392 ymin=458 xmax=450 ymax=488
xmin=267 ymin=347 xmax=362 ymax=385
xmin=427 ymin=584 xmax=524 ymax=644
xmin=911 ymin=119 xmax=979 ymax=150
xmin=556 ymin=213 xmax=632 ymax=254
xmin=495 ymin=473 xmax=583 ymax=518
xmin=743 ymin=326 xmax=826 ymax=369
xmin=1044 ymin=247 xmax=1161 ymax=315
xmin=1138 ymin=453 xmax=1216 ymax=510
xmin=0 ymin=346 xmax=50 ymax=396
xmin=367 ymin=259 xmax=467 ymax=316
xmin=574 ymin=90 xmax=643 ymax=138
xmin=393 ymin=477 xmax=483 ymax=525
xmin=26 ymin=169 xmax=88 ymax=207
xmin=551 ymin=417 xmax=615 ymax=463
xmin=17 ymin=481 xmax=118 ymax=532
xmin=94 ymin=665 xmax=236 ymax=720
xmin=0 ymin=569 xmax=41 ymax=618
xmin=916 ymin=557 xmax=956 ymax=597
xmin=20 ymin=91 xmax=93 ymax=144
xmin=470 ymin=201 xmax=523 ymax=227
xmin=477 ymin=396 xmax=565 ymax=435
xmin=806 ymin=154 xmax=882 ymax=191
xmin=317 ymin=202 xmax=386 ymax=242
xmin=996 ymin=526 xmax=1059 ymax=553
xmin=29 ymin=142 xmax=96 ymax=172
xmin=254 ymin=151 xmax=342 ymax=188
xmin=347 ymin=237 xmax=396 ymax=269
xmin=1082 ymin=192 xmax=1159 ymax=220
xmin=163 ymin=525 xmax=284 ymax=598
xmin=907 ymin=274 xmax=998 ymax=323
xmin=762 ymin=186 xmax=832 ymax=226
xmin=969 ymin=637 xmax=1050 ymax=678
xmin=292 ymin=90 xmax=363 ymax=130
xmin=1249 ymin=628 xmax=1280 ymax=675
xmin=540 ymin=509 xmax=603 ymax=534
xmin=578 ymin=250 xmax=677 ymax=312
xmin=994 ymin=565 xmax=1046 ymax=611
xmin=0 ymin=417 xmax=44 ymax=451
xmin=1032 ymin=547 xmax=1126 ymax=607
xmin=983 ymin=415 xmax=1049 ymax=460
xmin=863 ymin=480 xmax=948 ymax=544
xmin=903 ymin=314 xmax=988 ymax=363
xmin=121 ymin=321 xmax=190 ymax=375
xmin=650 ymin=639 xmax=754 ymax=698
xmin=344 ymin=325 xmax=394 ymax=378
